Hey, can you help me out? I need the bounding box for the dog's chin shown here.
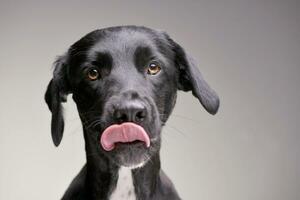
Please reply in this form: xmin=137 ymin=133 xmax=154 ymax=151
xmin=104 ymin=140 xmax=160 ymax=169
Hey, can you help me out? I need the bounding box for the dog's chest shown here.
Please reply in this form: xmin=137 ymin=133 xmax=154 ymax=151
xmin=109 ymin=167 xmax=137 ymax=200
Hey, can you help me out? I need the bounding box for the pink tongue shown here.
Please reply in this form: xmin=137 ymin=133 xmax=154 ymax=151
xmin=100 ymin=122 xmax=150 ymax=151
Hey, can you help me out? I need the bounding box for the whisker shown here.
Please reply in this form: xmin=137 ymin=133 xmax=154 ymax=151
xmin=160 ymin=113 xmax=202 ymax=125
xmin=78 ymin=114 xmax=104 ymax=129
xmin=144 ymin=153 xmax=153 ymax=166
xmin=163 ymin=124 xmax=190 ymax=139
xmin=86 ymin=119 xmax=103 ymax=129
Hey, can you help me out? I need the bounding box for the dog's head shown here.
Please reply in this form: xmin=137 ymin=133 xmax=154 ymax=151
xmin=45 ymin=26 xmax=219 ymax=168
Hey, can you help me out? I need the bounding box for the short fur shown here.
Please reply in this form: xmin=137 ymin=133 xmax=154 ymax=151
xmin=45 ymin=26 xmax=219 ymax=200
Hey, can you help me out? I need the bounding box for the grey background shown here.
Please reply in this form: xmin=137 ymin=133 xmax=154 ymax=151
xmin=0 ymin=0 xmax=299 ymax=199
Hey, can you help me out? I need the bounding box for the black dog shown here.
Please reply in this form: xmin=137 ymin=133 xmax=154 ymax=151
xmin=45 ymin=26 xmax=219 ymax=200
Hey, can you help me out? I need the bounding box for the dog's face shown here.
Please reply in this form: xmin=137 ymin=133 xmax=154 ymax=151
xmin=45 ymin=26 xmax=219 ymax=168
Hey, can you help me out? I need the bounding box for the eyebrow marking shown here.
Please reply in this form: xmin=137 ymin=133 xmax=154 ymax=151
xmin=134 ymin=46 xmax=154 ymax=72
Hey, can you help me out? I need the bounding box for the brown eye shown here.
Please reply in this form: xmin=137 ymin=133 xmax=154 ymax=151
xmin=87 ymin=68 xmax=99 ymax=80
xmin=147 ymin=62 xmax=161 ymax=75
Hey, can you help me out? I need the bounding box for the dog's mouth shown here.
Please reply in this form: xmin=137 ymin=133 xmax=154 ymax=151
xmin=100 ymin=122 xmax=150 ymax=151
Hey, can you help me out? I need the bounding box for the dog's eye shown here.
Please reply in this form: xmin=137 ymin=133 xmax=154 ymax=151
xmin=147 ymin=62 xmax=161 ymax=75
xmin=87 ymin=68 xmax=99 ymax=81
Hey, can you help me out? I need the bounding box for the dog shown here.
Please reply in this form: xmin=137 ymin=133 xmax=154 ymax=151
xmin=45 ymin=26 xmax=219 ymax=200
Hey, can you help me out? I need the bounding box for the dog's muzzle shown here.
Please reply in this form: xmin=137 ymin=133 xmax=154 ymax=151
xmin=100 ymin=90 xmax=153 ymax=151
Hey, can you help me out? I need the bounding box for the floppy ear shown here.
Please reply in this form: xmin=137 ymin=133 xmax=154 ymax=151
xmin=45 ymin=54 xmax=70 ymax=146
xmin=167 ymin=36 xmax=220 ymax=115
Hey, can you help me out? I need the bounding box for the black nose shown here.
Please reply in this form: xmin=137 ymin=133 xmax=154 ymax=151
xmin=113 ymin=103 xmax=147 ymax=124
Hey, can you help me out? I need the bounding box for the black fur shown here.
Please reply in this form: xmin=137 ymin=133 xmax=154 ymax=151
xmin=45 ymin=26 xmax=219 ymax=200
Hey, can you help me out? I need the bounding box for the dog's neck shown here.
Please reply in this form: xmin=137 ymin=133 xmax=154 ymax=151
xmin=84 ymin=131 xmax=161 ymax=200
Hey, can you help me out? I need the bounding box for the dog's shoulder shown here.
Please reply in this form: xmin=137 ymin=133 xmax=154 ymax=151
xmin=61 ymin=165 xmax=89 ymax=200
xmin=155 ymin=170 xmax=182 ymax=200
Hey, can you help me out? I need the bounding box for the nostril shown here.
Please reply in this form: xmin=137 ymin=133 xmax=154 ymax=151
xmin=112 ymin=104 xmax=147 ymax=124
xmin=135 ymin=109 xmax=146 ymax=122
xmin=113 ymin=110 xmax=128 ymax=123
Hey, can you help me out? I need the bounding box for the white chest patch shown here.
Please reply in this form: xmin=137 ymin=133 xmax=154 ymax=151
xmin=109 ymin=167 xmax=137 ymax=200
